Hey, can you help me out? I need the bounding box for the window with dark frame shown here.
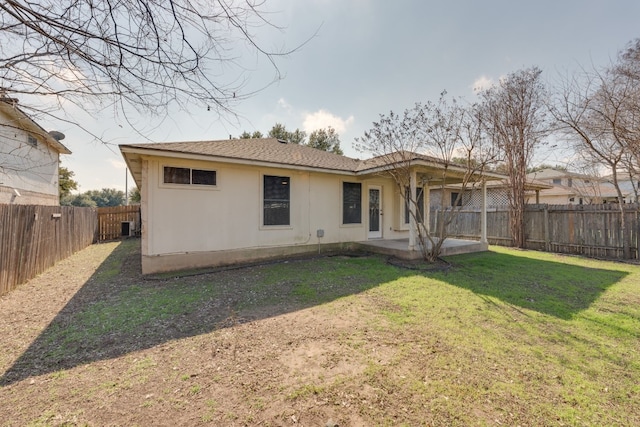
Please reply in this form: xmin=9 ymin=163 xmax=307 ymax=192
xmin=192 ymin=169 xmax=216 ymax=186
xmin=450 ymin=192 xmax=462 ymax=207
xmin=27 ymin=134 xmax=37 ymax=147
xmin=404 ymin=186 xmax=425 ymax=224
xmin=163 ymin=166 xmax=216 ymax=186
xmin=164 ymin=166 xmax=191 ymax=184
xmin=263 ymin=175 xmax=290 ymax=226
xmin=342 ymin=182 xmax=362 ymax=224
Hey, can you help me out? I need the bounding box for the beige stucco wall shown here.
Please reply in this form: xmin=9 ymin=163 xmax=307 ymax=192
xmin=140 ymin=155 xmax=408 ymax=273
xmin=0 ymin=109 xmax=60 ymax=205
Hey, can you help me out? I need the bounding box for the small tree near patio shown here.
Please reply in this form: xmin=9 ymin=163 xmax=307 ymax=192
xmin=356 ymin=93 xmax=497 ymax=261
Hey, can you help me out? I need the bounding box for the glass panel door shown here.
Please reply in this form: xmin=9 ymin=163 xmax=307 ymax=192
xmin=368 ymin=187 xmax=382 ymax=238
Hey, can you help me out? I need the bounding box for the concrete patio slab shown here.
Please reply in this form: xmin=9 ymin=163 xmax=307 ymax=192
xmin=353 ymin=238 xmax=488 ymax=260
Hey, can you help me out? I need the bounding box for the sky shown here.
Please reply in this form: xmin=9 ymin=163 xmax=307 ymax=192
xmin=40 ymin=0 xmax=640 ymax=193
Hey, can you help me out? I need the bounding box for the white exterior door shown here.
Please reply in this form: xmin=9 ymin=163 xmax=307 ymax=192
xmin=368 ymin=186 xmax=382 ymax=239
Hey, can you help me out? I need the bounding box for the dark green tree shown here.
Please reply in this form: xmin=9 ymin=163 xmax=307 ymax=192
xmin=61 ymin=193 xmax=97 ymax=207
xmin=238 ymin=131 xmax=264 ymax=139
xmin=307 ymin=127 xmax=344 ymax=155
xmin=85 ymin=188 xmax=126 ymax=207
xmin=58 ymin=165 xmax=78 ymax=200
xmin=128 ymin=187 xmax=141 ymax=204
xmin=268 ymin=123 xmax=306 ymax=144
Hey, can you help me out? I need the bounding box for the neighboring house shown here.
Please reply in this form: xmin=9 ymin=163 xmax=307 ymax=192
xmin=602 ymin=173 xmax=638 ymax=203
xmin=429 ymin=179 xmax=553 ymax=209
xmin=0 ymin=96 xmax=71 ymax=205
xmin=120 ymin=139 xmax=504 ymax=274
xmin=526 ymin=168 xmax=629 ymax=205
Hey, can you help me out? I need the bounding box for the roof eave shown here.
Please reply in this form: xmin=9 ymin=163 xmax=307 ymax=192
xmin=119 ymin=145 xmax=358 ymax=183
xmin=0 ymin=101 xmax=71 ymax=154
xmin=356 ymin=158 xmax=507 ymax=182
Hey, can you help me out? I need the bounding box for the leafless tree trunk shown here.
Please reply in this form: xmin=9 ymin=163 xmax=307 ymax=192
xmin=480 ymin=67 xmax=549 ymax=248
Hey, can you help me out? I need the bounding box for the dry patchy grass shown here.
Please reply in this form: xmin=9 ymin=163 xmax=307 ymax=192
xmin=0 ymin=240 xmax=638 ymax=426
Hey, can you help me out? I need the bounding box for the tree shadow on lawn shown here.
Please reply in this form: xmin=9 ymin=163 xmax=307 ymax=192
xmin=0 ymin=240 xmax=406 ymax=386
xmin=436 ymin=250 xmax=629 ymax=320
xmin=1 ymin=242 xmax=629 ymax=386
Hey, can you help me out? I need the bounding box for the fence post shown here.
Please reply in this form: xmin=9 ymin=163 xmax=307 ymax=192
xmin=636 ymin=204 xmax=639 ymax=259
xmin=544 ymin=204 xmax=550 ymax=252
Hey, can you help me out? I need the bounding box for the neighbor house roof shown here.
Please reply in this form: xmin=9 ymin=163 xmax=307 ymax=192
xmin=0 ymin=98 xmax=71 ymax=154
xmin=526 ymin=168 xmax=602 ymax=181
xmin=120 ymin=138 xmax=507 ymax=188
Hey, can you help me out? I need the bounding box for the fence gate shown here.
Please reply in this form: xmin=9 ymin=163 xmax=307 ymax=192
xmin=97 ymin=205 xmax=141 ymax=241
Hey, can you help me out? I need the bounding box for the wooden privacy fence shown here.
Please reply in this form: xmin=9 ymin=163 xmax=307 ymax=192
xmin=0 ymin=204 xmax=98 ymax=295
xmin=432 ymin=203 xmax=639 ymax=259
xmin=97 ymin=205 xmax=141 ymax=241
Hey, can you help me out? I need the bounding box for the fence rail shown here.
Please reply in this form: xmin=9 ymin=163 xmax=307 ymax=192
xmin=432 ymin=203 xmax=639 ymax=259
xmin=0 ymin=204 xmax=98 ymax=295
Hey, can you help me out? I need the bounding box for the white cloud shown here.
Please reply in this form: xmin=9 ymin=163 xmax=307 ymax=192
xmin=471 ymin=76 xmax=494 ymax=92
xmin=277 ymin=98 xmax=293 ymax=114
xmin=302 ymin=109 xmax=355 ymax=134
xmin=109 ymin=158 xmax=127 ymax=169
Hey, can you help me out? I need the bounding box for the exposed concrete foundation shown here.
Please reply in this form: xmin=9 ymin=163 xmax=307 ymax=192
xmin=142 ymin=238 xmax=488 ymax=275
xmin=142 ymin=242 xmax=358 ymax=274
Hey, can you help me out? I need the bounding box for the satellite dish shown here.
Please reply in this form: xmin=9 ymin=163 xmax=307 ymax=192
xmin=48 ymin=130 xmax=65 ymax=141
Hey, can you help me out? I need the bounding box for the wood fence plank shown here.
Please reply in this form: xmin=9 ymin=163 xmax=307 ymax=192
xmin=431 ymin=203 xmax=639 ymax=259
xmin=0 ymin=204 xmax=98 ymax=295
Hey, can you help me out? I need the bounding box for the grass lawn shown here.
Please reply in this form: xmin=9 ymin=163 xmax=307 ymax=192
xmin=0 ymin=240 xmax=638 ymax=426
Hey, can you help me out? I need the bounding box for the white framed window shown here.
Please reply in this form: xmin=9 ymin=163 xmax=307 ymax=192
xmin=27 ymin=134 xmax=38 ymax=147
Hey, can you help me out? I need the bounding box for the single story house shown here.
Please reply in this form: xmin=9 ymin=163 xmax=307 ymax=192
xmin=120 ymin=138 xmax=504 ymax=274
xmin=0 ymin=96 xmax=71 ymax=205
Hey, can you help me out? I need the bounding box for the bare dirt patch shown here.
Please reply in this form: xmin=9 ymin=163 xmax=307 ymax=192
xmin=0 ymin=241 xmax=409 ymax=426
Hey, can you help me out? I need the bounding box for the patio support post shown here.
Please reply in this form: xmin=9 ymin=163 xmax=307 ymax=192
xmin=408 ymin=170 xmax=417 ymax=251
xmin=481 ymin=179 xmax=488 ymax=245
xmin=424 ymin=183 xmax=430 ymax=235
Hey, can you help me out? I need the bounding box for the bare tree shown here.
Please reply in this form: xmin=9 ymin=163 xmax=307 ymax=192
xmin=479 ymin=67 xmax=549 ymax=248
xmin=0 ymin=0 xmax=297 ymax=127
xmin=356 ymin=93 xmax=496 ymax=261
xmin=550 ymin=45 xmax=640 ymax=258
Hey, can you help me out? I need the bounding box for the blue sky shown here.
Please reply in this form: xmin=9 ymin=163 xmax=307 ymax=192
xmin=49 ymin=1 xmax=640 ymax=192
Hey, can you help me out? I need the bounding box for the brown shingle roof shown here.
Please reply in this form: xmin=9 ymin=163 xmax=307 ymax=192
xmin=121 ymin=138 xmax=508 ymax=188
xmin=122 ymin=138 xmax=360 ymax=172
